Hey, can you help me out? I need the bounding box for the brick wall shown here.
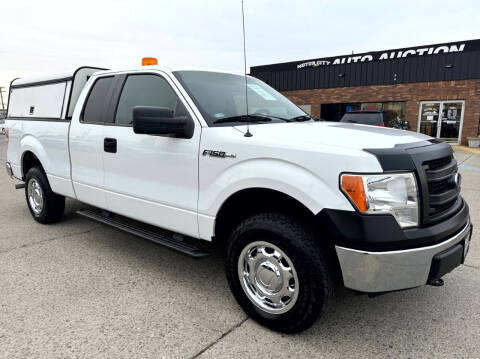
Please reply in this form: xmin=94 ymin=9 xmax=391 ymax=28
xmin=282 ymin=79 xmax=480 ymax=145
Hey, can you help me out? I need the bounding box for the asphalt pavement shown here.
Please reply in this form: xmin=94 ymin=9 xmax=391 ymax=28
xmin=0 ymin=138 xmax=479 ymax=358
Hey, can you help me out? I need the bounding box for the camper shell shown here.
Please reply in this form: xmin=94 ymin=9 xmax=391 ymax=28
xmin=7 ymin=66 xmax=106 ymax=120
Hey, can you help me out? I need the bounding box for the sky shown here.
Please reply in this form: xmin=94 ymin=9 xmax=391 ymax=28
xmin=1 ymin=0 xmax=479 ymax=104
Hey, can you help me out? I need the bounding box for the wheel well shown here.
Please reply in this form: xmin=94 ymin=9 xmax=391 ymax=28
xmin=214 ymin=188 xmax=318 ymax=244
xmin=22 ymin=151 xmax=42 ymax=179
xmin=214 ymin=188 xmax=342 ymax=282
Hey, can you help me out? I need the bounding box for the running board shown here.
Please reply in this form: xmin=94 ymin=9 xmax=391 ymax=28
xmin=76 ymin=209 xmax=210 ymax=259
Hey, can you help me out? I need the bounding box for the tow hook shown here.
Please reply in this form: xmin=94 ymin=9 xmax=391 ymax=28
xmin=429 ymin=278 xmax=444 ymax=287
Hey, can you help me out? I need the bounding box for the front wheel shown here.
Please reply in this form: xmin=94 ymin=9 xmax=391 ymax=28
xmin=25 ymin=167 xmax=65 ymax=224
xmin=225 ymin=213 xmax=333 ymax=333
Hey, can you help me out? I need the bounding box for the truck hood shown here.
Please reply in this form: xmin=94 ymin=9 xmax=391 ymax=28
xmin=234 ymin=121 xmax=431 ymax=150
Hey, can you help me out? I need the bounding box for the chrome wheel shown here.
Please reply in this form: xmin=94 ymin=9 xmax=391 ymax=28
xmin=27 ymin=178 xmax=44 ymax=215
xmin=238 ymin=241 xmax=299 ymax=314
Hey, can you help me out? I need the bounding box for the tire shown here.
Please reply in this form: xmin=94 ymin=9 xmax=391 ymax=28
xmin=25 ymin=166 xmax=65 ymax=224
xmin=225 ymin=213 xmax=333 ymax=333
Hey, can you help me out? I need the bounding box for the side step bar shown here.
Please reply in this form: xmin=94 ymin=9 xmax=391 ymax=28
xmin=76 ymin=209 xmax=210 ymax=259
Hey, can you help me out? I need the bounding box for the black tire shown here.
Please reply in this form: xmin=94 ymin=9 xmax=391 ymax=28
xmin=225 ymin=213 xmax=333 ymax=333
xmin=25 ymin=166 xmax=65 ymax=224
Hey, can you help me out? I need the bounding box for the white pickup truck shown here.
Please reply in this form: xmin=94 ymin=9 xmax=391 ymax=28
xmin=5 ymin=64 xmax=472 ymax=333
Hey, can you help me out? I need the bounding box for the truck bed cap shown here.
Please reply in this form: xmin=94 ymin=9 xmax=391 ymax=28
xmin=11 ymin=66 xmax=107 ymax=88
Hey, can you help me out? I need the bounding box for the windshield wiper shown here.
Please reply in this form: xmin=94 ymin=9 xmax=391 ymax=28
xmin=289 ymin=115 xmax=313 ymax=122
xmin=213 ymin=114 xmax=274 ymax=124
xmin=213 ymin=114 xmax=295 ymax=124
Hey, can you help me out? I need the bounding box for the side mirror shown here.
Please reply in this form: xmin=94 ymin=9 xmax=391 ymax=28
xmin=133 ymin=106 xmax=193 ymax=138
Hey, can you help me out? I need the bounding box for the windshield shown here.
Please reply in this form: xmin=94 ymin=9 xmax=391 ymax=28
xmin=173 ymin=71 xmax=306 ymax=126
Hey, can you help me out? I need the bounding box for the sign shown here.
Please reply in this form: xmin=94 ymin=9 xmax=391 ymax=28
xmin=346 ymin=105 xmax=352 ymax=112
xmin=250 ymin=39 xmax=480 ymax=73
xmin=296 ymin=43 xmax=465 ymax=70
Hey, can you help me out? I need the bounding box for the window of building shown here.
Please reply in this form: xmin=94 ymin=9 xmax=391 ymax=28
xmin=320 ymin=101 xmax=406 ymax=126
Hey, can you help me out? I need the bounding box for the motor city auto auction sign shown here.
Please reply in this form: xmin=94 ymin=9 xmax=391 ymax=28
xmin=296 ymin=43 xmax=467 ymax=69
xmin=250 ymin=40 xmax=480 ymax=73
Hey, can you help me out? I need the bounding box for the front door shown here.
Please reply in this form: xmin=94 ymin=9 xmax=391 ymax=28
xmin=418 ymin=101 xmax=464 ymax=144
xmin=102 ymin=72 xmax=201 ymax=238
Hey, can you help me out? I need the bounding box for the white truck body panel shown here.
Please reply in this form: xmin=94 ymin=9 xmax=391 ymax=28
xmin=6 ymin=120 xmax=74 ymax=196
xmin=101 ymin=119 xmax=201 ymax=238
xmin=196 ymin=123 xmax=387 ymax=239
xmin=8 ymin=82 xmax=68 ymax=119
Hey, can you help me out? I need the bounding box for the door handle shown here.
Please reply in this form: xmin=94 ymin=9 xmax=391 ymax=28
xmin=104 ymin=138 xmax=117 ymax=153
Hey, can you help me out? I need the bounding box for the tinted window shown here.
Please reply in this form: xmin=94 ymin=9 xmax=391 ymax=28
xmin=82 ymin=77 xmax=114 ymax=123
xmin=341 ymin=113 xmax=382 ymax=125
xmin=115 ymin=75 xmax=183 ymax=125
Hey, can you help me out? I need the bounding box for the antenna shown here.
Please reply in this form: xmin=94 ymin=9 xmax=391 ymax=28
xmin=0 ymin=87 xmax=5 ymax=112
xmin=241 ymin=0 xmax=252 ymax=137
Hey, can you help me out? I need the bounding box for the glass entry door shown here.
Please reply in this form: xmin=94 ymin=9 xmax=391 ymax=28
xmin=419 ymin=102 xmax=440 ymax=138
xmin=418 ymin=100 xmax=464 ymax=143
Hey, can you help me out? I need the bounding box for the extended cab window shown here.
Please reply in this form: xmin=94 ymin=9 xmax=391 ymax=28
xmin=115 ymin=74 xmax=187 ymax=125
xmin=82 ymin=76 xmax=114 ymax=123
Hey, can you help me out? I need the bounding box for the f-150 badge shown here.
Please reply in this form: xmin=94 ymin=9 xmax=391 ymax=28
xmin=202 ymin=150 xmax=236 ymax=158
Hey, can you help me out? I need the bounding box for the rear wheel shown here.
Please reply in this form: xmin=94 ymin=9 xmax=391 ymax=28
xmin=226 ymin=213 xmax=333 ymax=333
xmin=25 ymin=167 xmax=65 ymax=224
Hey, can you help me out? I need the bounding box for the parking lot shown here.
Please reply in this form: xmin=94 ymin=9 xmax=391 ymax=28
xmin=0 ymin=138 xmax=478 ymax=358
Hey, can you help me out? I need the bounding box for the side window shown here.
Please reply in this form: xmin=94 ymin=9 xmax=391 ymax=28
xmin=82 ymin=76 xmax=114 ymax=123
xmin=115 ymin=74 xmax=187 ymax=125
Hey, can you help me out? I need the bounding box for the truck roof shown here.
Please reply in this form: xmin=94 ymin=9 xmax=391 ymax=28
xmin=94 ymin=65 xmax=246 ymax=77
xmin=11 ymin=66 xmax=247 ymax=89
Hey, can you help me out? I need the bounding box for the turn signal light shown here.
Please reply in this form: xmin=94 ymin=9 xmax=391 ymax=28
xmin=341 ymin=175 xmax=367 ymax=211
xmin=142 ymin=57 xmax=158 ymax=66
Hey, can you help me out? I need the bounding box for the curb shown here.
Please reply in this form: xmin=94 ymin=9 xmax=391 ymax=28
xmin=452 ymin=145 xmax=480 ymax=155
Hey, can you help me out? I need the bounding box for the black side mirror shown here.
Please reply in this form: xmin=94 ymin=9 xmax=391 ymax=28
xmin=133 ymin=106 xmax=194 ymax=138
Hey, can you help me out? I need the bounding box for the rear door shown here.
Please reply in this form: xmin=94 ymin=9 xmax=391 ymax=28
xmin=102 ymin=71 xmax=201 ymax=238
xmin=69 ymin=75 xmax=116 ymax=208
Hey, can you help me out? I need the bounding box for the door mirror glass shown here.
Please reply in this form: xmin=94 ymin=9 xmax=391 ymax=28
xmin=133 ymin=106 xmax=193 ymax=138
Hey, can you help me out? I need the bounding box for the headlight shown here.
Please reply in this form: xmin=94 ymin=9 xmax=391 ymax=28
xmin=340 ymin=173 xmax=419 ymax=228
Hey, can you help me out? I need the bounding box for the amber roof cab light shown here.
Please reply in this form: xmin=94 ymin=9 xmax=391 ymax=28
xmin=142 ymin=57 xmax=158 ymax=66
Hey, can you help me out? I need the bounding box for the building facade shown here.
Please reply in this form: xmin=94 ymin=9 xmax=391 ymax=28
xmin=251 ymin=40 xmax=480 ymax=145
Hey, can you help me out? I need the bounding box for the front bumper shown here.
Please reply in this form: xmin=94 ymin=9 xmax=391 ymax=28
xmin=335 ymin=218 xmax=472 ymax=293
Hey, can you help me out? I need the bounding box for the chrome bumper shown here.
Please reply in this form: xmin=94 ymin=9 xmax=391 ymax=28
xmin=5 ymin=162 xmax=13 ymax=179
xmin=335 ymin=218 xmax=471 ymax=293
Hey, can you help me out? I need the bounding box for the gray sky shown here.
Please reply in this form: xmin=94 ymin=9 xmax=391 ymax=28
xmin=1 ymin=0 xmax=479 ymax=103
